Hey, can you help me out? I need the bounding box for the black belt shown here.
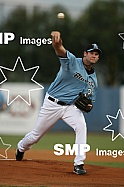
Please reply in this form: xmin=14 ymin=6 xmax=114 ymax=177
xmin=48 ymin=96 xmax=68 ymax=106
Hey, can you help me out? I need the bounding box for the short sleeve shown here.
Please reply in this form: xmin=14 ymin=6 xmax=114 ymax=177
xmin=58 ymin=50 xmax=77 ymax=71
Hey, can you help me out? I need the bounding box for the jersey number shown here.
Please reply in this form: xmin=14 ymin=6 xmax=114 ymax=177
xmin=87 ymin=88 xmax=92 ymax=96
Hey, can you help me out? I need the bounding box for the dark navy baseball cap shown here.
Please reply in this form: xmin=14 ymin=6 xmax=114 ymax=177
xmin=85 ymin=43 xmax=102 ymax=54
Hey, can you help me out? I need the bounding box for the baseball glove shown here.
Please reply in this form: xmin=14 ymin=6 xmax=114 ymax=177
xmin=74 ymin=93 xmax=93 ymax=113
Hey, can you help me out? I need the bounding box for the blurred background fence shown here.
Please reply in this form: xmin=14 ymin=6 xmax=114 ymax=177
xmin=0 ymin=83 xmax=124 ymax=135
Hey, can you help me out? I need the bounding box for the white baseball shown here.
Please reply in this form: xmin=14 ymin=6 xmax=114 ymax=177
xmin=57 ymin=13 xmax=65 ymax=19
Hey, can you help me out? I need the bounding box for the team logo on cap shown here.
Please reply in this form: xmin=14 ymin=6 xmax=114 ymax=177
xmin=92 ymin=44 xmax=99 ymax=49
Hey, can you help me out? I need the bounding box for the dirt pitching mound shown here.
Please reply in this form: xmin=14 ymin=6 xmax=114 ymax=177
xmin=0 ymin=159 xmax=124 ymax=187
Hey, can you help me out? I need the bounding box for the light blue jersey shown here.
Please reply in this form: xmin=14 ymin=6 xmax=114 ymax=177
xmin=48 ymin=50 xmax=98 ymax=104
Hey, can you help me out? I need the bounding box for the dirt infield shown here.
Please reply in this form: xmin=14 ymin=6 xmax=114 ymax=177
xmin=0 ymin=149 xmax=124 ymax=187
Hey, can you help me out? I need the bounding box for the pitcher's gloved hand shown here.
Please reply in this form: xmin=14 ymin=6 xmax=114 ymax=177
xmin=74 ymin=93 xmax=93 ymax=113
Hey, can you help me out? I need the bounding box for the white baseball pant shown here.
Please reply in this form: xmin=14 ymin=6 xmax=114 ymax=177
xmin=18 ymin=93 xmax=87 ymax=166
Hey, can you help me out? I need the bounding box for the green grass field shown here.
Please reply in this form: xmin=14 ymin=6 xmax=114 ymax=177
xmin=0 ymin=132 xmax=124 ymax=168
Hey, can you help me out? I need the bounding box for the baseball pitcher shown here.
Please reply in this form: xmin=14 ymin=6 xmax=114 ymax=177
xmin=16 ymin=31 xmax=102 ymax=175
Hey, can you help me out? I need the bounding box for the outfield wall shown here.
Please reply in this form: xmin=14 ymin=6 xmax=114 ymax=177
xmin=0 ymin=83 xmax=43 ymax=135
xmin=0 ymin=83 xmax=124 ymax=135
